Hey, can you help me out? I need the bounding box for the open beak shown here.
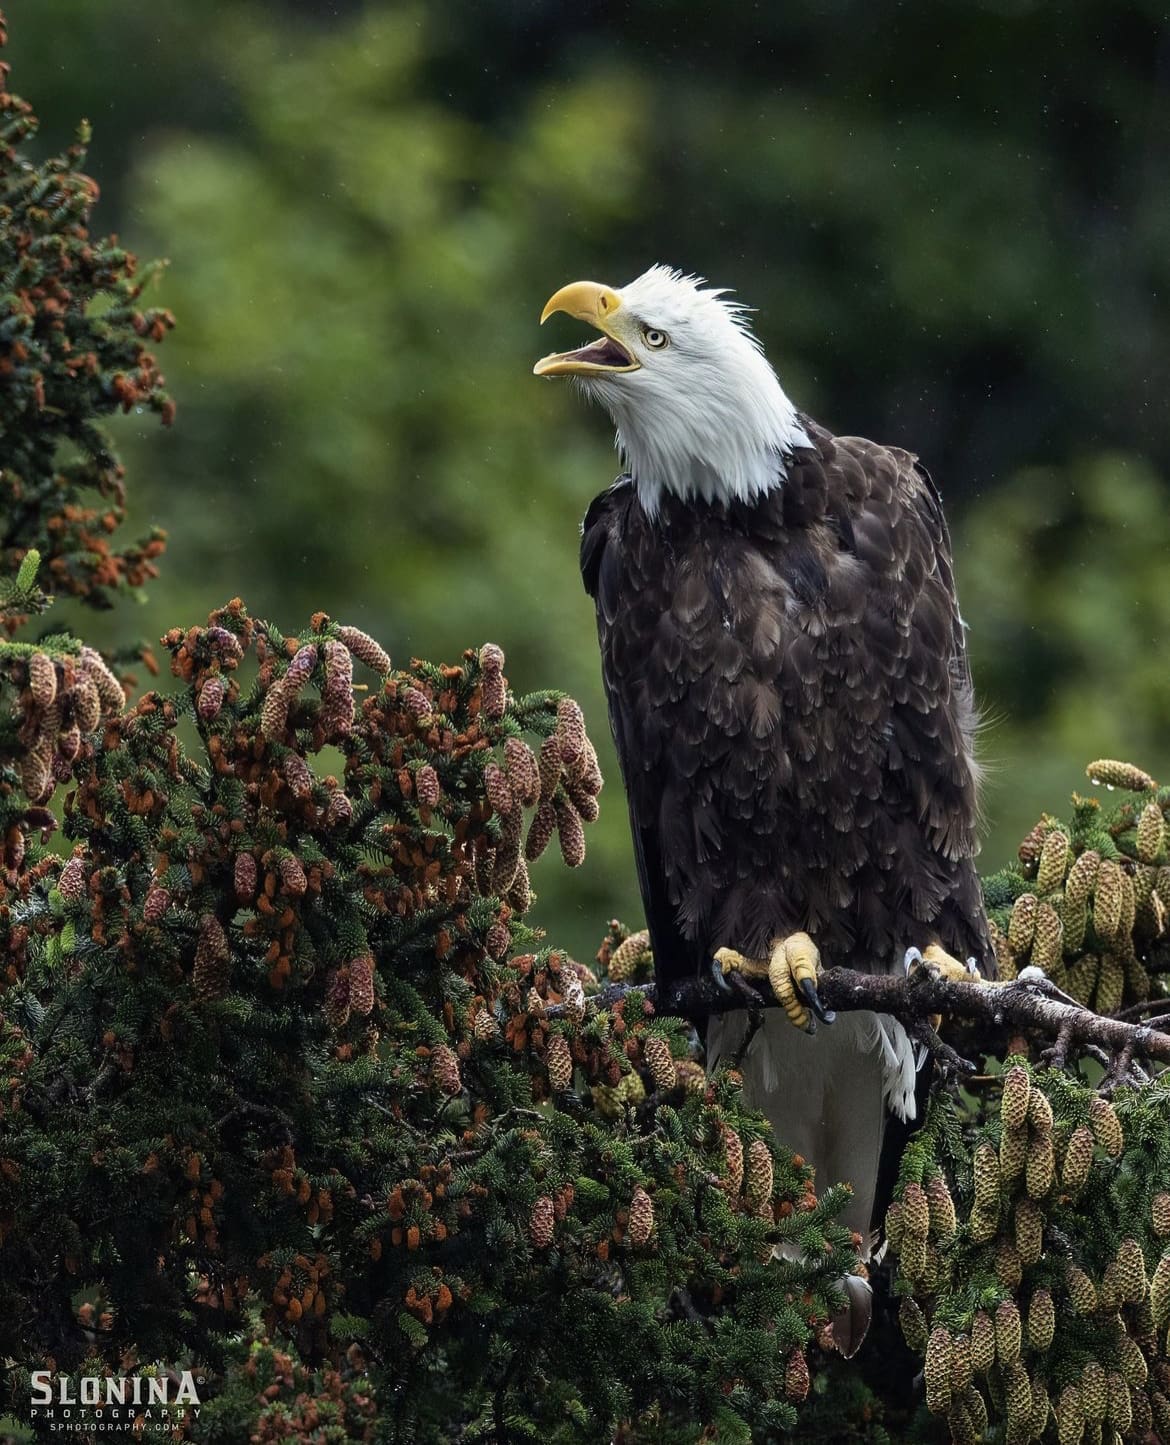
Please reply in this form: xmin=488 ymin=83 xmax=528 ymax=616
xmin=533 ymin=280 xmax=641 ymax=378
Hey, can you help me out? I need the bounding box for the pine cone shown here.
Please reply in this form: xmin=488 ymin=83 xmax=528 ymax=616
xmin=995 ymin=1299 xmax=1021 ymax=1365
xmin=79 ymin=646 xmax=126 ymax=713
xmin=1000 ymin=1123 xmax=1027 ymax=1182
xmin=284 ymin=643 xmax=318 ymax=691
xmin=1150 ymin=1251 xmax=1170 ymax=1329
xmin=1001 ymin=1065 xmax=1031 ymax=1130
xmin=546 ymin=1034 xmax=573 ymax=1092
xmin=1152 ymin=1390 xmax=1170 ymax=1440
xmin=1061 ymin=897 xmax=1088 ymax=953
xmin=1036 ymin=828 xmax=1071 ymax=894
xmin=926 ymin=1173 xmax=957 ymax=1239
xmin=27 ymin=651 xmax=57 ymax=708
xmin=1027 ymin=1085 xmax=1054 ymax=1132
xmin=481 ymin=670 xmax=506 ymax=719
xmin=1061 ymin=1124 xmax=1095 ymax=1191
xmin=1056 ymin=1384 xmax=1083 ymax=1445
xmin=561 ymin=973 xmax=586 ymax=1028
xmin=485 ymin=920 xmax=511 ymax=962
xmin=491 ymin=811 xmax=523 ymax=894
xmin=924 ymin=1327 xmax=953 ymax=1414
xmin=320 ymin=641 xmax=355 ymax=737
xmin=432 ymin=1044 xmax=462 ymax=1096
xmin=479 ymin=643 xmax=505 ymax=675
xmin=1086 ymin=758 xmax=1156 ymax=793
xmin=555 ymin=698 xmax=587 ymax=766
xmin=1032 ymin=901 xmax=1063 ymax=968
xmin=1015 ymin=1198 xmax=1044 ymax=1266
xmin=506 ymin=858 xmax=532 ymax=913
xmin=1027 ymin=1287 xmax=1055 ymax=1351
xmin=899 ymin=1295 xmax=928 ymax=1352
xmin=325 ymin=789 xmax=353 ymax=827
xmin=973 ymin=1143 xmax=1001 ymax=1215
xmin=324 ymin=968 xmax=351 ymax=1029
xmin=970 ymin=1311 xmax=995 ymax=1376
xmin=1025 ymin=1131 xmax=1055 ymax=1200
xmin=1118 ymin=1331 xmax=1149 ymax=1389
xmin=968 ymin=1206 xmax=997 ymax=1244
xmin=529 ymin=1195 xmax=555 ymax=1249
xmin=1080 ymin=1360 xmax=1107 ymax=1422
xmin=899 ymin=1230 xmax=927 ymax=1281
xmin=503 ymin=737 xmax=540 ymax=808
xmin=1003 ymin=1360 xmax=1032 ymax=1433
xmin=525 ymin=801 xmax=557 ymax=862
xmin=473 ymin=1008 xmax=499 ymax=1043
xmin=1008 ymin=893 xmax=1039 ymax=952
xmin=416 ymin=764 xmax=440 ymax=808
xmin=784 ymin=1348 xmax=810 ymax=1403
xmin=1106 ymin=1373 xmax=1132 ymax=1433
xmin=643 ymin=1034 xmax=676 ymax=1092
xmin=627 ymin=1186 xmax=654 ymax=1246
xmin=1088 ymin=1096 xmax=1124 ymax=1157
xmin=967 ymin=1385 xmax=990 ymax=1438
xmin=1094 ymin=952 xmax=1124 ymax=1013
xmin=526 ymin=986 xmax=546 ymax=1017
xmin=1066 ymin=1262 xmax=1098 ymax=1314
xmin=335 ymin=625 xmax=391 ymax=674
xmin=902 ymin=1180 xmax=930 ymax=1238
xmin=144 ymin=884 xmax=171 ymax=923
xmin=995 ymin=1238 xmax=1023 ymax=1290
xmin=58 ymin=855 xmax=86 ymax=903
xmin=948 ymin=1333 xmax=972 ymax=1394
xmin=349 ymin=955 xmax=375 ymax=1016
xmin=70 ymin=676 xmax=102 ymax=733
xmin=536 ymin=734 xmax=562 ymax=802
xmin=483 ymin=761 xmax=515 ymax=817
xmin=1093 ymin=859 xmax=1125 ymax=938
xmin=193 ymin=915 xmax=230 ymax=1000
xmin=1116 ymin=1237 xmax=1148 ymax=1303
xmin=1136 ymin=801 xmax=1165 ymax=863
xmin=279 ymin=854 xmax=307 ymax=897
xmin=281 ymin=752 xmax=313 ymax=799
xmin=721 ymin=1125 xmax=744 ymax=1194
xmin=197 ymin=674 xmax=226 ymax=721
xmin=745 ymin=1139 xmax=773 ymax=1208
xmin=260 ymin=680 xmax=291 ymax=738
xmin=608 ymin=929 xmax=651 ymax=982
xmin=1065 ymin=848 xmax=1102 ymax=910
xmin=554 ymin=797 xmax=586 ymax=868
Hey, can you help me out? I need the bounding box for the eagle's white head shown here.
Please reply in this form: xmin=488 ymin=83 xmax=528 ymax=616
xmin=534 ymin=265 xmax=809 ymax=517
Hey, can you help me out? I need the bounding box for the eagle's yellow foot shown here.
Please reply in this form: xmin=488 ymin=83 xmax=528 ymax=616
xmin=714 ymin=932 xmax=835 ymax=1034
xmin=905 ymin=943 xmax=983 ymax=1030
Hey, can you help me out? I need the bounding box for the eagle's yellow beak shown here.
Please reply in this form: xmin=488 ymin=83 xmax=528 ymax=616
xmin=533 ymin=280 xmax=641 ymax=378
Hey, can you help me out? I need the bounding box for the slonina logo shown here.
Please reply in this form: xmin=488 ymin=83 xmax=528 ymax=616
xmin=30 ymin=1371 xmax=202 ymax=1434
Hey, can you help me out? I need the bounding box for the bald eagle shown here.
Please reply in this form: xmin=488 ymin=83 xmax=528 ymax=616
xmin=535 ymin=266 xmax=993 ymax=1348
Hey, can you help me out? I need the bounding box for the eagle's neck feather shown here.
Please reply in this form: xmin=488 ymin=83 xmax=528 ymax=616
xmin=601 ymin=361 xmax=809 ymax=518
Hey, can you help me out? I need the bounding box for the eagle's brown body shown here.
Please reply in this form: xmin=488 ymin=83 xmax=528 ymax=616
xmin=582 ymin=417 xmax=992 ymax=991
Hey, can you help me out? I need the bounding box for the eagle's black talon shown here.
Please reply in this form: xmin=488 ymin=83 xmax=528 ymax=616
xmin=709 ymin=958 xmax=736 ymax=996
xmin=798 ymin=976 xmax=835 ymax=1025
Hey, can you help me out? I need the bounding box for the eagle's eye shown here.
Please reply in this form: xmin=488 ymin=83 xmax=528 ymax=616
xmin=642 ymin=326 xmax=669 ymax=350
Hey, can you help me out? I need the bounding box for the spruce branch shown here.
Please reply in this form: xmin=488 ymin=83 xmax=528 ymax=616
xmin=554 ymin=966 xmax=1170 ymax=1070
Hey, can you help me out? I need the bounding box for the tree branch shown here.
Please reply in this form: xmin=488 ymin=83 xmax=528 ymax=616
xmin=556 ymin=967 xmax=1170 ymax=1069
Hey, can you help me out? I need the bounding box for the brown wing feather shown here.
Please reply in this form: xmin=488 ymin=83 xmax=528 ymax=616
xmin=581 ymin=419 xmax=992 ymax=1002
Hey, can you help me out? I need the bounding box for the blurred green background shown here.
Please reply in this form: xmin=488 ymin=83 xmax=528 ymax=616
xmin=10 ymin=0 xmax=1170 ymax=963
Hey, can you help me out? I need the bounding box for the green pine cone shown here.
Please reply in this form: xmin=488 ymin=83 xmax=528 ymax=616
xmin=1066 ymin=1263 xmax=1098 ymax=1315
xmin=1036 ymin=828 xmax=1071 ymax=893
xmin=1000 ymin=1123 xmax=1028 ymax=1182
xmin=974 ymin=1143 xmax=1001 ymax=1214
xmin=1008 ymin=893 xmax=1039 ymax=953
xmin=970 ymin=1310 xmax=996 ymax=1375
xmin=1136 ymin=800 xmax=1165 ymax=862
xmin=995 ymin=1299 xmax=1022 ymax=1365
xmin=1061 ymin=1125 xmax=1096 ymax=1192
xmin=1027 ymin=1287 xmax=1055 ymax=1351
xmin=899 ymin=1295 xmax=928 ymax=1352
xmin=1025 ymin=1131 xmax=1055 ymax=1199
xmin=925 ymin=1326 xmax=953 ymax=1415
xmin=1001 ymin=1066 xmax=1031 ymax=1131
xmin=1065 ymin=848 xmax=1101 ymax=910
xmin=1080 ymin=1360 xmax=1107 ymax=1422
xmin=1089 ymin=1096 xmax=1124 ymax=1157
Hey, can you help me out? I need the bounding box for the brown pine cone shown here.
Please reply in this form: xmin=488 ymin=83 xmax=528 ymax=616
xmin=432 ymin=1044 xmax=462 ymax=1096
xmin=529 ymin=1195 xmax=555 ymax=1249
xmin=546 ymin=1034 xmax=573 ymax=1093
xmin=349 ymin=954 xmax=375 ymax=1016
xmin=643 ymin=1034 xmax=677 ymax=1092
xmin=627 ymin=1186 xmax=654 ymax=1246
